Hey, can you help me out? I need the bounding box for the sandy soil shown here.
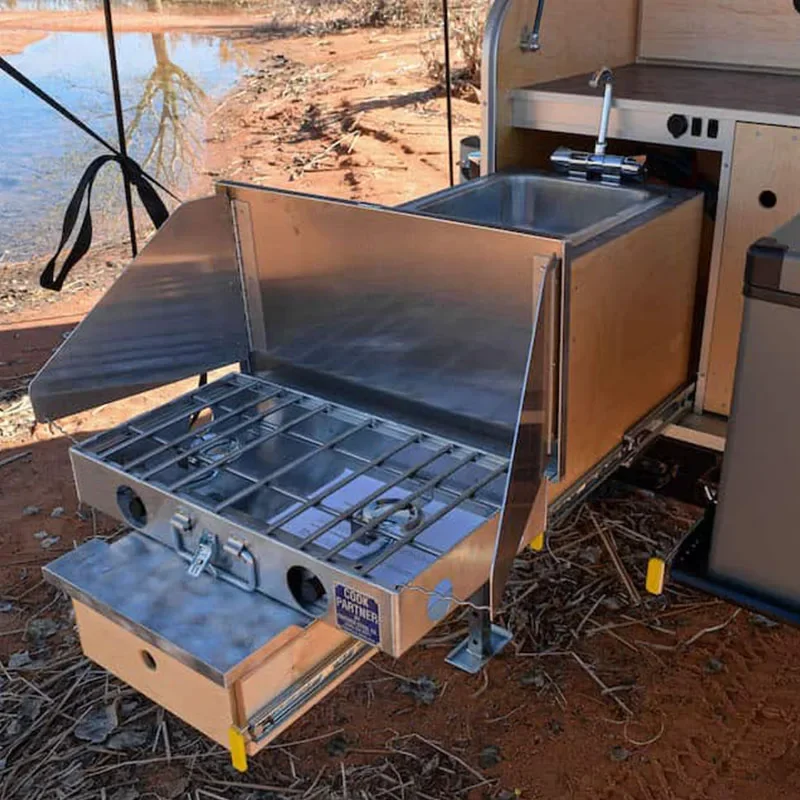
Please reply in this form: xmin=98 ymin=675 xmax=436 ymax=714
xmin=3 ymin=17 xmax=800 ymax=800
xmin=0 ymin=29 xmax=47 ymax=55
xmin=201 ymin=28 xmax=480 ymax=204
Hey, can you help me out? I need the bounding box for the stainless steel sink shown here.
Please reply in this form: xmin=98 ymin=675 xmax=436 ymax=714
xmin=402 ymin=171 xmax=669 ymax=245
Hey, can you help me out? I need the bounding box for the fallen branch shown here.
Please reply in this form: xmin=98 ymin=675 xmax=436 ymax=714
xmin=0 ymin=450 xmax=31 ymax=470
xmin=682 ymin=608 xmax=741 ymax=648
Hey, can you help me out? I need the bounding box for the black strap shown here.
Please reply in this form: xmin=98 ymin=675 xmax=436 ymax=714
xmin=39 ymin=154 xmax=169 ymax=291
xmin=0 ymin=54 xmax=177 ymax=291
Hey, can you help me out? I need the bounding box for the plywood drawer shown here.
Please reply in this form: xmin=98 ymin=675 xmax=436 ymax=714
xmin=48 ymin=534 xmax=375 ymax=761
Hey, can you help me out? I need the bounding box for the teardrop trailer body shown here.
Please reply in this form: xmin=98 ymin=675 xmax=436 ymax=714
xmin=27 ymin=0 xmax=800 ymax=768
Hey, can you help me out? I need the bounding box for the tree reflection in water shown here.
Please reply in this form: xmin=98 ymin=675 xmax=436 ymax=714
xmin=126 ymin=30 xmax=207 ymax=187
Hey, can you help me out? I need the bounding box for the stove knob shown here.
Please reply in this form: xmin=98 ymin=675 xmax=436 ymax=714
xmin=667 ymin=113 xmax=689 ymax=139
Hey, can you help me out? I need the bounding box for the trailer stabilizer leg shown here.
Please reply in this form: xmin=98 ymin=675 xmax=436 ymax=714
xmin=445 ymin=585 xmax=513 ymax=674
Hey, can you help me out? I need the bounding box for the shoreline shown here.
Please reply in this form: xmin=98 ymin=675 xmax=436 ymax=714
xmin=0 ymin=29 xmax=48 ymax=55
xmin=0 ymin=8 xmax=281 ymax=34
xmin=0 ymin=8 xmax=300 ymax=55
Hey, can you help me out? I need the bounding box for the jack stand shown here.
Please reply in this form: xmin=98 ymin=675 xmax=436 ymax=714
xmin=445 ymin=584 xmax=513 ymax=674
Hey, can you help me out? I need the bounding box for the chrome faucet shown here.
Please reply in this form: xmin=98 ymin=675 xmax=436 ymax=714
xmin=589 ymin=66 xmax=614 ymax=155
xmin=550 ymin=65 xmax=645 ymax=184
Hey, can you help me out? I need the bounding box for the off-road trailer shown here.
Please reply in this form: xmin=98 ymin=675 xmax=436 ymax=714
xmin=28 ymin=0 xmax=800 ymax=769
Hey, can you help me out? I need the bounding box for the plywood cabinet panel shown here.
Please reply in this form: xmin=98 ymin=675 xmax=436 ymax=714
xmin=705 ymin=123 xmax=800 ymax=415
xmin=639 ymin=0 xmax=800 ymax=71
xmin=492 ymin=0 xmax=638 ymax=171
xmin=553 ymin=195 xmax=703 ymax=495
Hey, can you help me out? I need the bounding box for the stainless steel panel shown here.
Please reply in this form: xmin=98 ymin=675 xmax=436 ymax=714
xmin=402 ymin=171 xmax=668 ymax=246
xmin=490 ymin=255 xmax=557 ymax=611
xmin=223 ymin=182 xmax=562 ymax=454
xmin=481 ymin=0 xmax=513 ymax=174
xmin=44 ymin=532 xmax=309 ymax=686
xmin=30 ymin=195 xmax=248 ymax=422
xmin=709 ymin=297 xmax=800 ymax=604
xmin=510 ymin=89 xmax=735 ymax=153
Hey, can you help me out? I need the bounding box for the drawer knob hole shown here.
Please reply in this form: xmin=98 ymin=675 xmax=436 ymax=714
xmin=759 ymin=190 xmax=777 ymax=209
xmin=141 ymin=650 xmax=157 ymax=671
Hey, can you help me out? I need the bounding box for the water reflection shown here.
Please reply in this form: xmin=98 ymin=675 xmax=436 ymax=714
xmin=129 ymin=32 xmax=207 ymax=186
xmin=0 ymin=29 xmax=251 ymax=260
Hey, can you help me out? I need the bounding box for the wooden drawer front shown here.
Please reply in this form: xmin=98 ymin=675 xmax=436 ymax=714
xmin=73 ymin=600 xmax=372 ymax=755
xmin=74 ymin=601 xmax=235 ymax=747
xmin=705 ymin=124 xmax=800 ymax=415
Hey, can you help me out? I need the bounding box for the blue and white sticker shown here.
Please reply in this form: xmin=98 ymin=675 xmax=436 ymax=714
xmin=334 ymin=584 xmax=381 ymax=646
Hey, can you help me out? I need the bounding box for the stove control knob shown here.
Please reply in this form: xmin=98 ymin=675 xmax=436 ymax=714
xmin=667 ymin=113 xmax=689 ymax=139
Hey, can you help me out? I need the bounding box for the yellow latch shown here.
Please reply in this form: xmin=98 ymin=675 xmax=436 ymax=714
xmin=645 ymin=557 xmax=666 ymax=595
xmin=228 ymin=726 xmax=248 ymax=772
xmin=530 ymin=532 xmax=545 ymax=552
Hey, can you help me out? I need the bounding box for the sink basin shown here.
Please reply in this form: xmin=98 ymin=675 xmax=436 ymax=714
xmin=401 ymin=171 xmax=669 ymax=245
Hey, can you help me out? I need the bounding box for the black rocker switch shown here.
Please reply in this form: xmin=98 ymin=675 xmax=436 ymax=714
xmin=691 ymin=117 xmax=703 ymax=136
xmin=667 ymin=113 xmax=689 ymax=139
xmin=708 ymin=119 xmax=719 ymax=139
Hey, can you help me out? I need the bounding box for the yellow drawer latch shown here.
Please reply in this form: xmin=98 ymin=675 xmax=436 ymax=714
xmin=229 ymin=726 xmax=248 ymax=772
xmin=645 ymin=557 xmax=666 ymax=596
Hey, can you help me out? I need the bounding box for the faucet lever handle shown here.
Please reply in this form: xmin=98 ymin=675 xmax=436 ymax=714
xmin=589 ymin=66 xmax=613 ymax=88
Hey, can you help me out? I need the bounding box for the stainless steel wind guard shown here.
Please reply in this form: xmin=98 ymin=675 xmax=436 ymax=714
xmin=221 ymin=180 xmax=563 ymax=453
xmin=489 ymin=255 xmax=561 ymax=612
xmin=29 ymin=195 xmax=249 ymax=422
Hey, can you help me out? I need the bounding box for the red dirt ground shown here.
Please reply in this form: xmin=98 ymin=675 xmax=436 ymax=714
xmin=3 ymin=16 xmax=800 ymax=800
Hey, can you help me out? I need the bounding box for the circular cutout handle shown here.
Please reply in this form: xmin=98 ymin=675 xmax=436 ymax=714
xmin=759 ymin=190 xmax=777 ymax=209
xmin=140 ymin=650 xmax=157 ymax=671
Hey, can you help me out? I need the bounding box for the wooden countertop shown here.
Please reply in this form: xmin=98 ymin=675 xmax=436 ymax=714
xmin=521 ymin=63 xmax=800 ymax=119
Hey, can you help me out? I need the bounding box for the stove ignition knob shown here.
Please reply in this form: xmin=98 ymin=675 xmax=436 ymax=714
xmin=667 ymin=113 xmax=689 ymax=139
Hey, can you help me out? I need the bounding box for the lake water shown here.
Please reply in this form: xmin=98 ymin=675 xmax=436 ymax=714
xmin=0 ymin=29 xmax=250 ymax=260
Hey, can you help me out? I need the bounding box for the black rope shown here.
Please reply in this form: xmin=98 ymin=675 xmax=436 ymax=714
xmin=441 ymin=0 xmax=454 ymax=187
xmin=103 ymin=0 xmax=138 ymax=257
